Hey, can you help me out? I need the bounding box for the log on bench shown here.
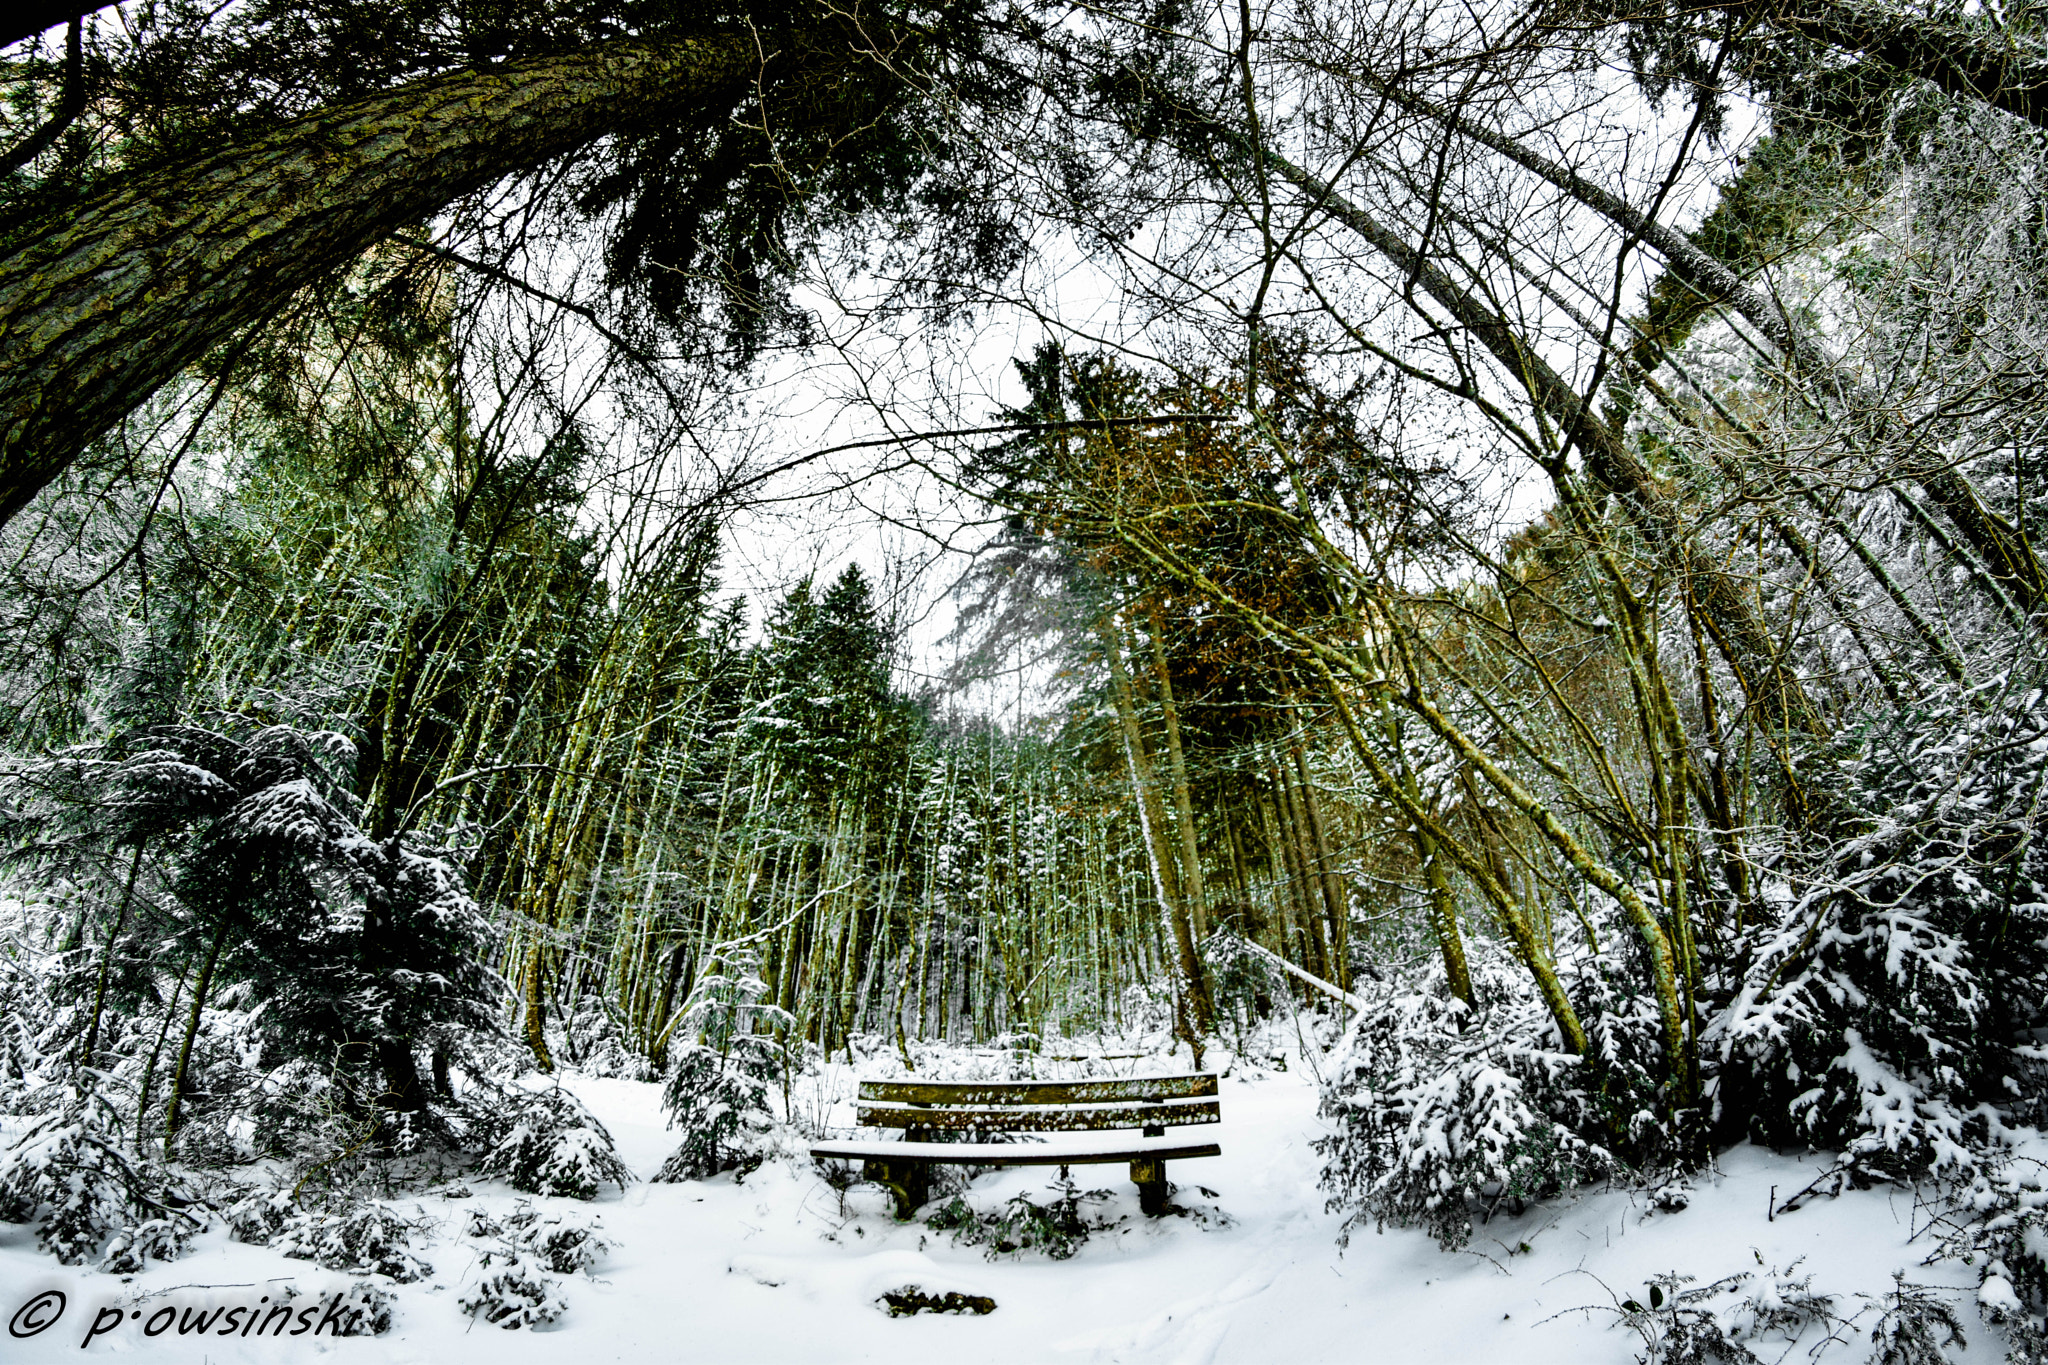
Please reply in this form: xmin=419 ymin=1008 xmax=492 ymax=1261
xmin=809 ymin=1073 xmax=1221 ymax=1219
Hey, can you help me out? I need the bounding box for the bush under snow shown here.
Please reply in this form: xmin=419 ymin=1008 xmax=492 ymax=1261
xmin=0 ymin=1087 xmax=203 ymax=1267
xmin=468 ymin=1081 xmax=632 ymax=1200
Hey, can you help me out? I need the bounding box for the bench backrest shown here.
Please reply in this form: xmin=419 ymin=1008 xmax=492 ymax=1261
xmin=855 ymin=1073 xmax=1219 ymax=1133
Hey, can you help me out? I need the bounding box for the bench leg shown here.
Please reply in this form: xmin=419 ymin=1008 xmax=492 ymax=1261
xmin=1131 ymin=1158 xmax=1168 ymax=1216
xmin=862 ymin=1158 xmax=930 ymax=1220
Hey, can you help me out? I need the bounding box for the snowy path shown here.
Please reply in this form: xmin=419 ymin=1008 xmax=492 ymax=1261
xmin=0 ymin=1065 xmax=2007 ymax=1361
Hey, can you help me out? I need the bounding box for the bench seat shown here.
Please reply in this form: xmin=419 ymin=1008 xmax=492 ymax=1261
xmin=810 ymin=1072 xmax=1222 ymax=1219
xmin=809 ymin=1135 xmax=1223 ymax=1165
xmin=856 ymin=1095 xmax=1220 ymax=1131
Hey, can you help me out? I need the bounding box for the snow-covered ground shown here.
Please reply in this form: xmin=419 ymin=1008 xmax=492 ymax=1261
xmin=0 ymin=1056 xmax=2015 ymax=1362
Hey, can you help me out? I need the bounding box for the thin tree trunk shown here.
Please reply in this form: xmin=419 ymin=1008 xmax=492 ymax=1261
xmin=1413 ymin=825 xmax=1475 ymax=1007
xmin=1269 ymin=770 xmax=1323 ymax=977
xmin=1101 ymin=616 xmax=1215 ymax=1035
xmin=1318 ymin=666 xmax=1584 ymax=1051
xmin=164 ymin=916 xmax=230 ymax=1151
xmin=136 ymin=967 xmax=187 ymax=1151
xmin=1146 ymin=602 xmax=1210 ymax=941
xmin=521 ymin=943 xmax=555 ymax=1074
xmin=1366 ymin=86 xmax=2048 ymax=615
xmin=1288 ymin=738 xmax=1351 ymax=993
xmin=79 ymin=841 xmax=144 ymax=1070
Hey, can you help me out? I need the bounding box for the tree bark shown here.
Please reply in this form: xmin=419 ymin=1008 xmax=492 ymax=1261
xmin=0 ymin=30 xmax=757 ymax=527
xmin=1412 ymin=824 xmax=1476 ymax=1006
xmin=377 ymin=1037 xmax=430 ymax=1113
xmin=1 ymin=17 xmax=86 ymax=178
xmin=521 ymin=942 xmax=555 ymax=1074
xmin=1271 ymin=759 xmax=1330 ymax=979
xmin=1259 ymin=787 xmax=1309 ymax=972
xmin=1287 ymin=738 xmax=1352 ymax=993
xmin=164 ymin=915 xmax=230 ymax=1151
xmin=1145 ymin=602 xmax=1210 ymax=940
xmin=1101 ymin=616 xmax=1215 ymax=1034
xmin=78 ymin=840 xmax=144 ymax=1070
xmin=135 ymin=967 xmax=187 ymax=1153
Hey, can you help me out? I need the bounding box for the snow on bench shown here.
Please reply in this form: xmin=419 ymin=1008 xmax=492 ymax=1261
xmin=809 ymin=1073 xmax=1222 ymax=1219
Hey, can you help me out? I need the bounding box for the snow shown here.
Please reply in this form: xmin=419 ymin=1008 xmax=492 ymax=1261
xmin=0 ymin=1056 xmax=2017 ymax=1362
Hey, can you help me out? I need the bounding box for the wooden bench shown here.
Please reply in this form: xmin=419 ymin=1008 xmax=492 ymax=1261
xmin=809 ymin=1074 xmax=1221 ymax=1219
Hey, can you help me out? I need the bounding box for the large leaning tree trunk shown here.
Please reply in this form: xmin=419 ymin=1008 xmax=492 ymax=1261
xmin=0 ymin=30 xmax=758 ymax=527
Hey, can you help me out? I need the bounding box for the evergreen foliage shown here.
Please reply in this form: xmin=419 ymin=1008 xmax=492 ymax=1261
xmin=0 ymin=1087 xmax=201 ymax=1266
xmin=276 ymin=1203 xmax=435 ymax=1282
xmin=1316 ymin=949 xmax=1616 ymax=1249
xmin=467 ymin=1084 xmax=633 ymax=1200
xmin=654 ymin=1039 xmax=785 ymax=1182
xmin=1864 ymin=1275 xmax=1970 ymax=1365
xmin=17 ymin=1 xmax=2048 ymax=1350
xmin=923 ymin=1178 xmax=1110 ymax=1260
xmin=320 ymin=1280 xmax=398 ymax=1336
xmin=469 ymin=1202 xmax=613 ymax=1275
xmin=458 ymin=1247 xmax=566 ymax=1329
xmin=653 ymin=950 xmax=792 ymax=1181
xmin=6 ymin=715 xmax=497 ymax=1128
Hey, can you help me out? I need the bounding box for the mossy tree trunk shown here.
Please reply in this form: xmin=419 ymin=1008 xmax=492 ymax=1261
xmin=0 ymin=31 xmax=757 ymax=526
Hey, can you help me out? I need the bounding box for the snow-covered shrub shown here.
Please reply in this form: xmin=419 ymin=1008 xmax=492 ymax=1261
xmin=467 ymin=1083 xmax=632 ymax=1199
xmin=1723 ymin=1266 xmax=1840 ymax=1347
xmin=471 ymin=1201 xmax=612 ymax=1275
xmin=0 ymin=910 xmax=65 ymax=1114
xmin=1712 ymin=686 xmax=2048 ymax=1179
xmin=319 ymin=1280 xmax=396 ymax=1336
xmin=1924 ymin=1155 xmax=2048 ymax=1359
xmin=275 ymin=1203 xmax=432 ymax=1282
xmin=654 ymin=1035 xmax=787 ymax=1181
xmin=1203 ymin=928 xmax=1281 ymax=1051
xmin=459 ymin=1247 xmax=565 ymax=1329
xmin=655 ymin=945 xmax=790 ymax=1178
xmin=1863 ymin=1275 xmax=1967 ymax=1365
xmin=551 ymin=997 xmax=656 ymax=1081
xmin=98 ymin=1217 xmax=196 ymax=1275
xmin=1317 ymin=949 xmax=1614 ymax=1249
xmin=237 ymin=1056 xmax=452 ymax=1201
xmin=1611 ymin=1274 xmax=1760 ymax=1365
xmin=244 ymin=1059 xmax=360 ymax=1160
xmin=222 ymin=1184 xmax=299 ymax=1245
xmin=923 ymin=1178 xmax=1109 ymax=1260
xmin=0 ymin=1088 xmax=202 ymax=1266
xmin=1111 ymin=979 xmax=1175 ymax=1038
xmin=1581 ymin=1265 xmax=1842 ymax=1363
xmin=163 ymin=1021 xmax=264 ymax=1168
xmin=653 ymin=948 xmax=790 ymax=1181
xmin=2004 ymin=1317 xmax=2048 ymax=1365
xmin=6 ymin=719 xmax=501 ymax=1134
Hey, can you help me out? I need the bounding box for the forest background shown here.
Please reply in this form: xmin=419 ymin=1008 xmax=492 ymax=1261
xmin=3 ymin=0 xmax=2048 ymax=1353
